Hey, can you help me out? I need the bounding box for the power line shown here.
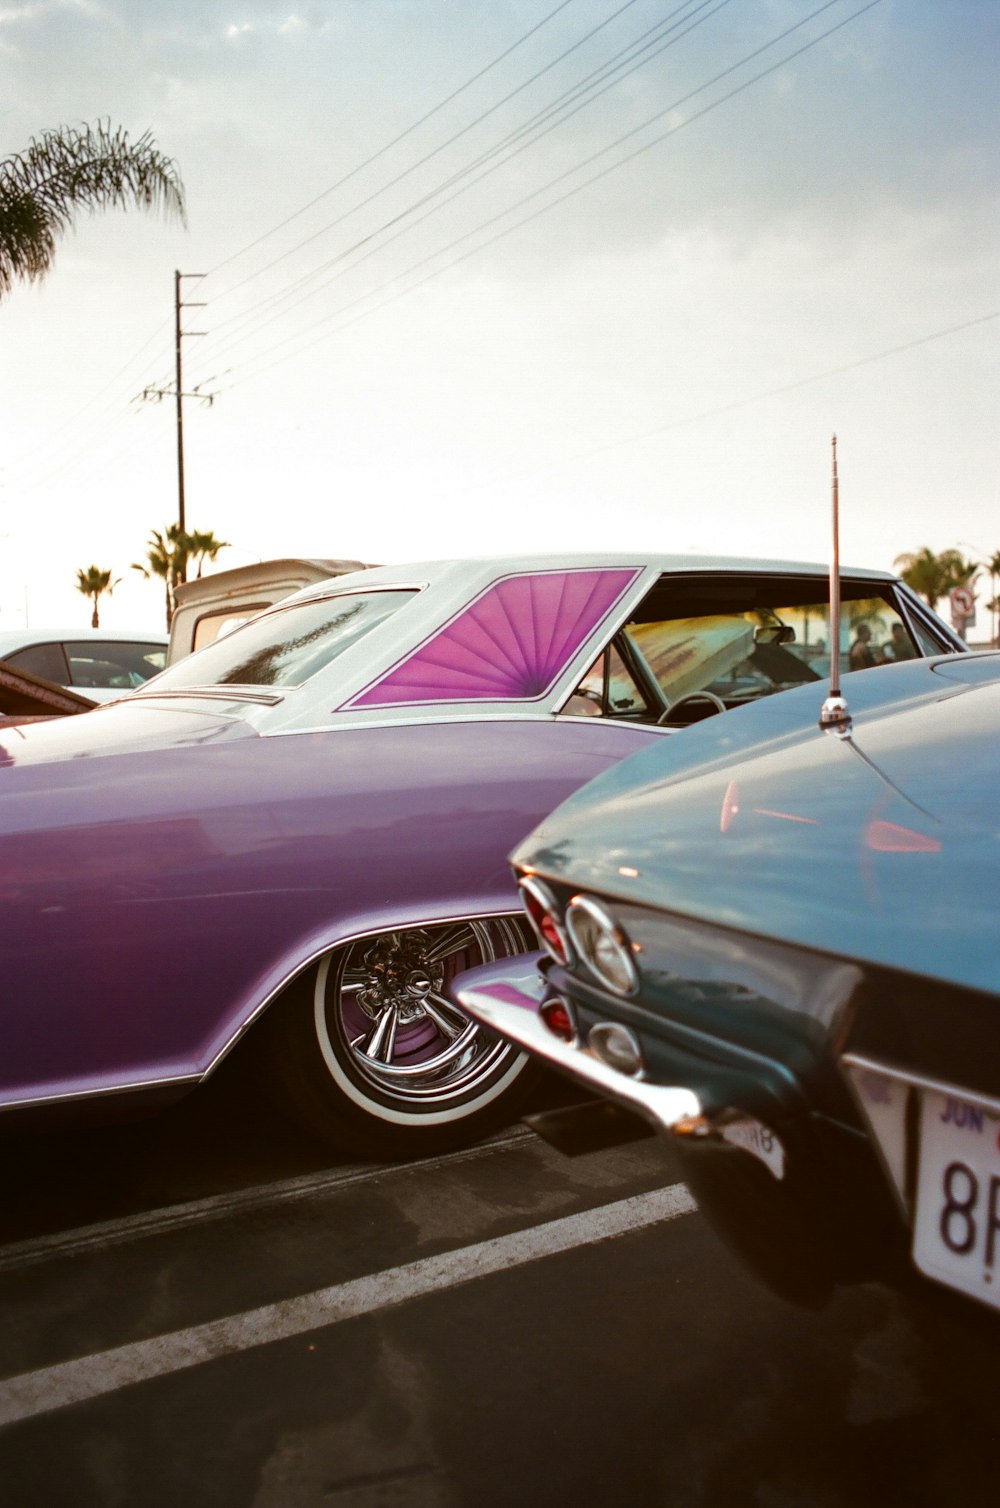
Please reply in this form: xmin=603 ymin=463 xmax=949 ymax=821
xmin=208 ymin=0 xmax=876 ymax=392
xmin=189 ymin=0 xmax=731 ymax=375
xmin=466 ymin=311 xmax=1000 ymax=490
xmin=204 ymin=0 xmax=584 ymax=284
xmin=201 ymin=0 xmax=704 ymax=336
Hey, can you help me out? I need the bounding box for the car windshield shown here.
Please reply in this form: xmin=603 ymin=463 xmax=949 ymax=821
xmin=147 ymin=589 xmax=417 ymax=690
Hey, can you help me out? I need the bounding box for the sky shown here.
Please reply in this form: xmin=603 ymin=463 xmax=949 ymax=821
xmin=0 ymin=0 xmax=997 ymax=636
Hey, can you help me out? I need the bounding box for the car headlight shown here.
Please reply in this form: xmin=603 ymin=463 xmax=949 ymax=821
xmin=566 ymin=895 xmax=638 ymax=997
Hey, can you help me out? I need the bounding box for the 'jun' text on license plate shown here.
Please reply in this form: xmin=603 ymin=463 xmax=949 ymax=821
xmin=912 ymin=1088 xmax=1000 ymax=1312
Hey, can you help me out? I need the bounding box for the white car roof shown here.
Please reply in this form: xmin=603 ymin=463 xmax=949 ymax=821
xmin=0 ymin=627 xmax=167 ymax=654
xmin=288 ymin=552 xmax=896 ymax=604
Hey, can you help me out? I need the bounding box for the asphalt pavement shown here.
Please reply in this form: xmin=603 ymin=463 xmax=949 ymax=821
xmin=0 ymin=1072 xmax=996 ymax=1507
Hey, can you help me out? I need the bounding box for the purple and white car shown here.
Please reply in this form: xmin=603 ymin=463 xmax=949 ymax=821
xmin=0 ymin=554 xmax=961 ymax=1155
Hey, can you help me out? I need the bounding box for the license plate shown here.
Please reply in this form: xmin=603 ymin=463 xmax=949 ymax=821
xmin=912 ymin=1087 xmax=1000 ymax=1312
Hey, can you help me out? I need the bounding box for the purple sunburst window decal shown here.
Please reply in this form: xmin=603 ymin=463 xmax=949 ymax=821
xmin=345 ymin=567 xmax=641 ymax=709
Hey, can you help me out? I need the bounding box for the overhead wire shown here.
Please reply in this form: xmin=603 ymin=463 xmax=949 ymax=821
xmin=7 ymin=1 xmax=591 ymax=497
xmin=188 ymin=0 xmax=732 ymax=377
xmin=198 ymin=0 xmax=712 ymax=344
xmin=203 ymin=0 xmax=587 ymax=288
xmin=462 ymin=311 xmax=1000 ymax=491
xmin=205 ymin=0 xmax=878 ymax=393
xmin=2 ymin=326 xmax=180 ymax=502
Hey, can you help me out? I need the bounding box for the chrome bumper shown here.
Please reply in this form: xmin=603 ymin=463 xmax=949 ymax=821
xmin=456 ymin=961 xmax=703 ymax=1135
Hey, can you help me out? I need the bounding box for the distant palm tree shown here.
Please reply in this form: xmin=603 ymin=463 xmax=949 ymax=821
xmin=187 ymin=529 xmax=230 ymax=579
xmin=0 ymin=120 xmax=185 ymax=299
xmin=75 ymin=565 xmax=120 ymax=628
xmin=132 ymin=526 xmax=190 ymax=630
xmin=893 ymin=547 xmax=979 ymax=610
xmin=986 ymin=550 xmax=1000 ymax=643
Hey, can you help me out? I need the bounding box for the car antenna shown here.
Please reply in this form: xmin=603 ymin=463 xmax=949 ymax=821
xmin=819 ymin=433 xmax=853 ymax=737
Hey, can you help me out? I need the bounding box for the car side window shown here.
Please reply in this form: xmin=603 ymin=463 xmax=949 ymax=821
xmin=64 ymin=642 xmax=167 ymax=690
xmin=4 ymin=642 xmax=69 ymax=684
xmin=569 ymin=574 xmax=922 ymax=728
xmin=563 ymin=642 xmax=649 ymax=719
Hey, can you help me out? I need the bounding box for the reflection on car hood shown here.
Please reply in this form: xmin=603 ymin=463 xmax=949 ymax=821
xmin=513 ymin=654 xmax=1000 ymax=997
xmin=0 ymin=699 xmax=256 ymax=767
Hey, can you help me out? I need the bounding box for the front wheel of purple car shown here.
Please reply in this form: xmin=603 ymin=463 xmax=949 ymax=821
xmin=261 ymin=917 xmax=536 ymax=1157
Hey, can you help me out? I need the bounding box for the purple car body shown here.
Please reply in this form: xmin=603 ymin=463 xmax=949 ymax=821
xmin=0 ymin=554 xmax=961 ymax=1154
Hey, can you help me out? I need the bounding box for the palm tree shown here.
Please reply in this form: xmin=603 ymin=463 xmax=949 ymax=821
xmin=893 ymin=548 xmax=950 ymax=609
xmin=186 ymin=529 xmax=230 ymax=579
xmin=131 ymin=525 xmax=191 ymax=630
xmin=986 ymin=551 xmax=1000 ymax=644
xmin=893 ymin=547 xmax=979 ymax=611
xmin=0 ymin=120 xmax=185 ymax=299
xmin=75 ymin=565 xmax=120 ymax=628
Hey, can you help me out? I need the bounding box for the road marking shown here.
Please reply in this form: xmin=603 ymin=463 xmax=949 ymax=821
xmin=0 ymin=1183 xmax=694 ymax=1427
xmin=0 ymin=1126 xmax=534 ymax=1275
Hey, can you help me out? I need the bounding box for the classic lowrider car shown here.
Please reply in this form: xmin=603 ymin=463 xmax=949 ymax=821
xmin=0 ymin=553 xmax=961 ymax=1156
xmin=453 ymin=650 xmax=1000 ymax=1310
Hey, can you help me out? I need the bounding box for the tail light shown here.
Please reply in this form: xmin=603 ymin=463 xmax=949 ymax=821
xmin=518 ymin=875 xmax=571 ymax=966
xmin=540 ymin=998 xmax=577 ymax=1042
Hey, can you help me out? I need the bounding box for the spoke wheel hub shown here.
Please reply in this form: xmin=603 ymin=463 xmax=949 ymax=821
xmin=355 ymin=930 xmax=445 ymax=1025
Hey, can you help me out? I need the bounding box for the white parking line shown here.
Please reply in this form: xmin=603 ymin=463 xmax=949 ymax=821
xmin=0 ymin=1184 xmax=695 ymax=1427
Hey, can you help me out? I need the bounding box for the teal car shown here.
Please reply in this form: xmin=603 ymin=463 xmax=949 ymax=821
xmin=453 ymin=651 xmax=1000 ymax=1312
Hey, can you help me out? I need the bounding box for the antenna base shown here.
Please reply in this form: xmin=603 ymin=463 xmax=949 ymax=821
xmin=819 ymin=694 xmax=852 ymax=738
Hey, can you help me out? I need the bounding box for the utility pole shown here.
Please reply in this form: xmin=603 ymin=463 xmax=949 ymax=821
xmin=138 ymin=271 xmax=215 ymax=536
xmin=174 ymin=269 xmax=206 ymax=537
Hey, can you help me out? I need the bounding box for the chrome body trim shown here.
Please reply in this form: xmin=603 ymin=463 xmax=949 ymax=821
xmin=203 ymin=906 xmax=532 ymax=1082
xmin=262 ymin=712 xmax=675 ymax=740
xmin=0 ymin=910 xmax=528 ymax=1115
xmin=0 ymin=1072 xmax=200 ymax=1115
xmin=132 ymin=687 xmax=285 ymax=707
xmin=454 ymin=973 xmax=702 ymax=1132
xmin=841 ymin=1053 xmax=1000 ymax=1117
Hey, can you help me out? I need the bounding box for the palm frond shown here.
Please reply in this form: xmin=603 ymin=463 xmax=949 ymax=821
xmin=0 ymin=120 xmax=185 ymax=297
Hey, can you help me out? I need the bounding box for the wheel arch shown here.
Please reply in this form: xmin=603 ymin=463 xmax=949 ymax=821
xmin=201 ymin=893 xmax=530 ymax=1080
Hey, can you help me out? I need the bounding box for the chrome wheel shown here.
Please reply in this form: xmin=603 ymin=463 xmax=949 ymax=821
xmin=311 ymin=917 xmax=531 ymax=1140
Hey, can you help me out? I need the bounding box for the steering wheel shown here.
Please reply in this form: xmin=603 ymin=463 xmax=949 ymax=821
xmin=658 ymin=690 xmax=727 ymax=726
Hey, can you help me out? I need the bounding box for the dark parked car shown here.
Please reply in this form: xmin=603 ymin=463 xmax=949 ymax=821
xmin=0 ymin=661 xmax=96 ymax=724
xmin=0 ymin=554 xmax=961 ymax=1156
xmin=453 ymin=650 xmax=1000 ymax=1312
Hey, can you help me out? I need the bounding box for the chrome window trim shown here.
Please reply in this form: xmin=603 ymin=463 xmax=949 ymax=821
xmin=133 ymin=688 xmax=286 ymax=707
xmin=262 ymin=712 xmax=675 ymax=738
xmin=344 ymin=564 xmax=649 ymax=714
xmin=895 ymin=584 xmax=966 ymax=654
xmin=262 ymin=580 xmax=428 ymax=613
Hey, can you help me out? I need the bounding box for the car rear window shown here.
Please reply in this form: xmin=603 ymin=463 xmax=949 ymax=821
xmin=147 ymin=590 xmax=417 ymax=690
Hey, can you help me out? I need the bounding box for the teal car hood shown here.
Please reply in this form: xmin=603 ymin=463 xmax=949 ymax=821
xmin=513 ymin=654 xmax=1000 ymax=998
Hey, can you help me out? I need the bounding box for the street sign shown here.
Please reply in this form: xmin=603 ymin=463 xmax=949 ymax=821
xmin=950 ymin=585 xmax=976 ymax=638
